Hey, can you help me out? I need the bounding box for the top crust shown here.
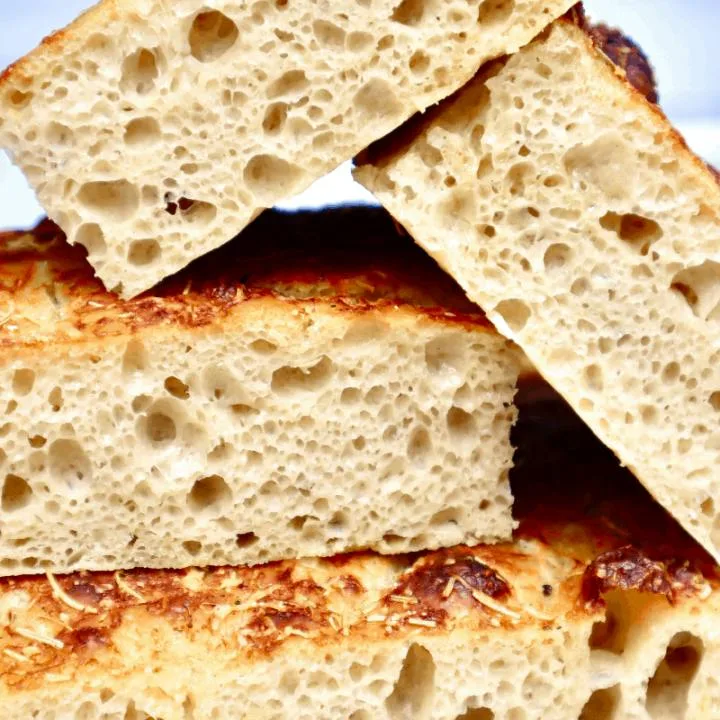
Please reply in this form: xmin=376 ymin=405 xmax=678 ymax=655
xmin=587 ymin=23 xmax=658 ymax=104
xmin=0 ymin=206 xmax=489 ymax=350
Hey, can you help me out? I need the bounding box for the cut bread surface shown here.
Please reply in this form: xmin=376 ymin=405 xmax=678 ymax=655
xmin=0 ymin=385 xmax=717 ymax=720
xmin=0 ymin=207 xmax=520 ymax=576
xmin=0 ymin=0 xmax=574 ymax=297
xmin=355 ymin=13 xmax=720 ymax=562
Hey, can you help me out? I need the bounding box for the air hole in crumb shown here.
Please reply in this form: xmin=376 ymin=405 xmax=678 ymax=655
xmin=579 ymin=685 xmax=620 ymax=720
xmin=48 ymin=440 xmax=91 ymax=488
xmin=425 ymin=336 xmax=465 ymax=374
xmin=7 ymin=89 xmax=33 ymax=108
xmin=145 ymin=413 xmax=177 ymax=445
xmin=543 ymin=243 xmax=571 ymax=271
xmin=189 ymin=11 xmax=239 ymax=62
xmin=661 ymin=362 xmax=680 ymax=384
xmin=391 ymin=0 xmax=427 ymax=25
xmin=262 ymin=102 xmax=289 ymax=135
xmin=267 ymin=70 xmax=309 ymax=99
xmin=588 ymin=590 xmax=634 ymax=655
xmin=386 ymin=643 xmax=436 ymax=719
xmin=182 ymin=540 xmax=202 ymax=556
xmin=671 ymin=261 xmax=720 ymax=323
xmin=641 ymin=405 xmax=658 ymax=424
xmin=600 ymin=212 xmax=663 ymax=255
xmin=165 ymin=376 xmax=190 ymax=400
xmin=645 ymin=632 xmax=703 ymax=719
xmin=583 ymin=364 xmax=604 ymax=392
xmin=244 ymin=154 xmax=306 ymax=202
xmin=173 ymin=198 xmax=217 ymax=225
xmin=494 ymin=299 xmax=531 ymax=333
xmin=477 ymin=0 xmax=515 ymax=25
xmin=447 ymin=407 xmax=476 ymax=439
xmin=47 ymin=121 xmax=74 ymax=146
xmin=122 ymin=339 xmax=148 ymax=374
xmin=128 ymin=238 xmax=162 ymax=266
xmin=48 ymin=386 xmax=63 ymax=411
xmin=312 ymin=19 xmax=346 ymax=47
xmin=1 ymin=474 xmax=33 ymax=512
xmin=124 ymin=117 xmax=161 ymax=146
xmin=329 ymin=511 xmax=349 ymax=532
xmin=203 ymin=366 xmax=246 ymax=404
xmin=75 ymin=223 xmax=106 ymax=257
xmin=250 ymin=339 xmax=278 ymax=355
xmin=342 ymin=31 xmax=370 ymax=53
xmin=408 ymin=427 xmax=432 ymax=462
xmin=188 ymin=475 xmax=232 ymax=514
xmin=455 ymin=709 xmax=495 ymax=720
xmin=341 ymin=388 xmax=361 ymax=404
xmin=343 ymin=317 xmax=390 ymax=344
xmin=289 ymin=515 xmax=314 ymax=532
xmin=409 ymin=50 xmax=430 ymax=75
xmin=271 ymin=356 xmax=334 ymax=394
xmin=236 ymin=532 xmax=258 ymax=548
xmin=78 ymin=180 xmax=140 ymax=222
xmin=353 ymin=78 xmax=403 ymax=120
xmin=430 ymin=508 xmax=460 ymax=526
xmin=12 ymin=369 xmax=35 ymax=396
xmin=121 ymin=48 xmax=161 ymax=94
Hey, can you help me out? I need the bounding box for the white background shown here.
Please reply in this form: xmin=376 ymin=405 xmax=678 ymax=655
xmin=1 ymin=0 xmax=719 ymax=229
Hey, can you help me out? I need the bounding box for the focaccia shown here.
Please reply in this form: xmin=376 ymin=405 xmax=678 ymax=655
xmin=0 ymin=0 xmax=574 ymax=296
xmin=355 ymin=8 xmax=720 ymax=562
xmin=0 ymin=207 xmax=520 ymax=576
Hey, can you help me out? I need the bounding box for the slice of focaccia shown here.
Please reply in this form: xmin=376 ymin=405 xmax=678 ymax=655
xmin=0 ymin=206 xmax=520 ymax=576
xmin=0 ymin=383 xmax=717 ymax=720
xmin=0 ymin=0 xmax=575 ymax=297
xmin=355 ymin=9 xmax=720 ymax=562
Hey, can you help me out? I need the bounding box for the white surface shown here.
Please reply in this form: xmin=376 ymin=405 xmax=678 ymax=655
xmin=1 ymin=1 xmax=719 ymax=229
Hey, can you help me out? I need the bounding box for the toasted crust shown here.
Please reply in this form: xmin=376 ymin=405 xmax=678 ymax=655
xmin=587 ymin=23 xmax=658 ymax=104
xmin=0 ymin=383 xmax=718 ymax=719
xmin=0 ymin=207 xmax=487 ymax=350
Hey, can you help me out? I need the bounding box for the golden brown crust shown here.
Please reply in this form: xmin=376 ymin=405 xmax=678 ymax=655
xmin=0 ymin=207 xmax=489 ymax=350
xmin=0 ymin=542 xmax=568 ymax=691
xmin=581 ymin=546 xmax=707 ymax=606
xmin=587 ymin=23 xmax=659 ymax=104
xmin=0 ymin=0 xmax=105 ymax=88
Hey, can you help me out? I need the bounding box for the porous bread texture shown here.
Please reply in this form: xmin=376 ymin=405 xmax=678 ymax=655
xmin=355 ymin=19 xmax=720 ymax=563
xmin=1 ymin=307 xmax=517 ymax=575
xmin=0 ymin=215 xmax=520 ymax=576
xmin=2 ymin=373 xmax=719 ymax=719
xmin=0 ymin=0 xmax=574 ymax=297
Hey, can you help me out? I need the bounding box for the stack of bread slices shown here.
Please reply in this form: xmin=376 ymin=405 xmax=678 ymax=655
xmin=0 ymin=2 xmax=719 ymax=718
